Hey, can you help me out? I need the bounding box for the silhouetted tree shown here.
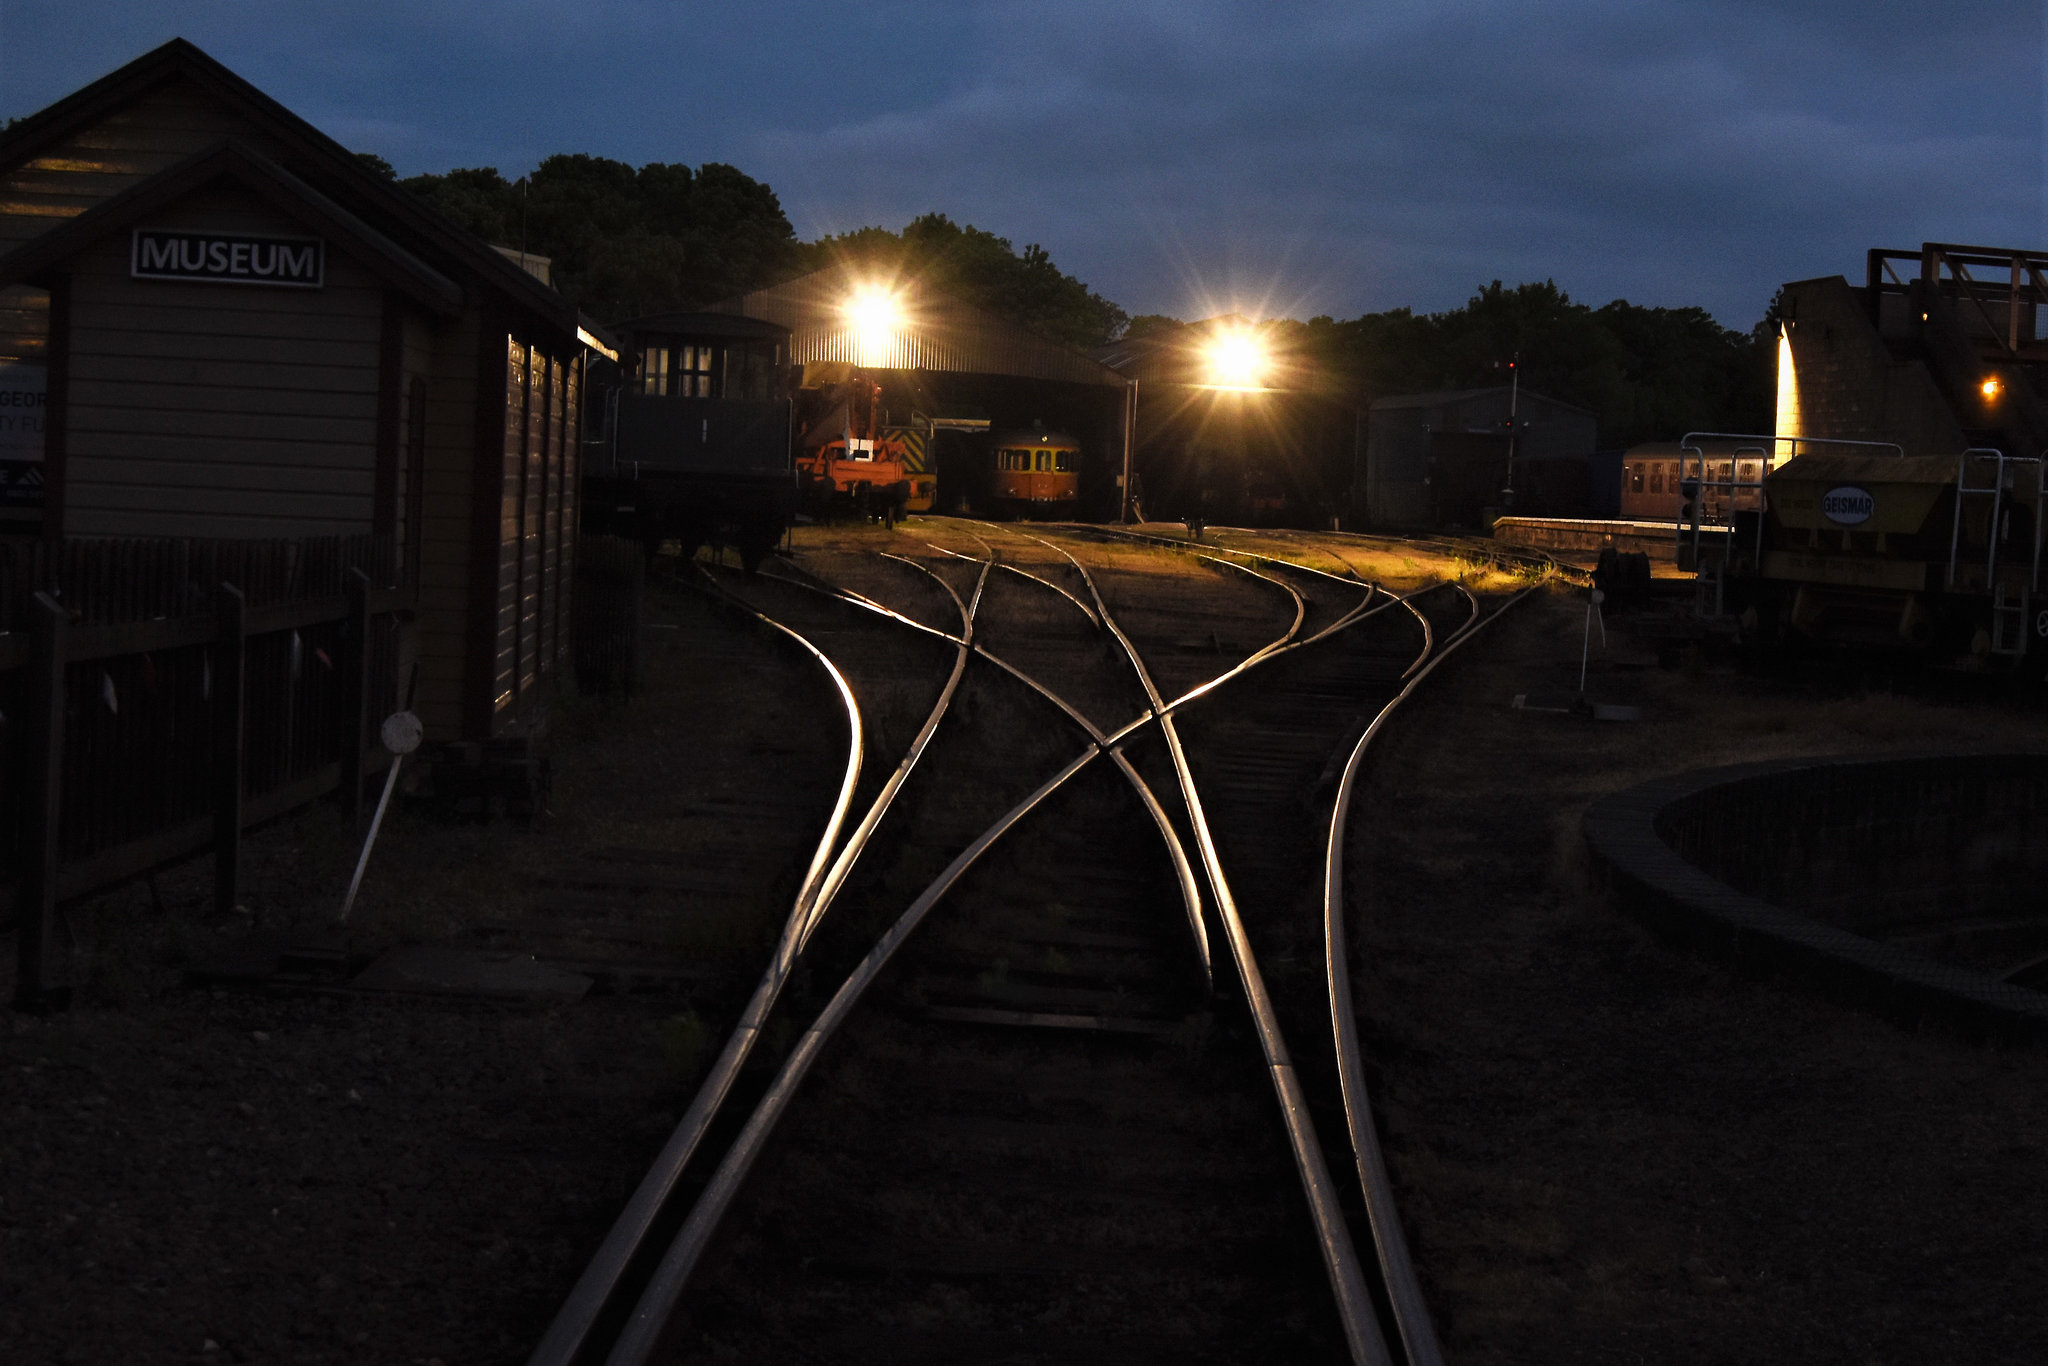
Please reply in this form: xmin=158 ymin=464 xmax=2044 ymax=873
xmin=807 ymin=213 xmax=1128 ymax=351
xmin=1308 ymin=280 xmax=1774 ymax=446
xmin=398 ymin=157 xmax=799 ymax=319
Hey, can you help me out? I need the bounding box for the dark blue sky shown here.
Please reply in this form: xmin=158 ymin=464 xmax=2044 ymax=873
xmin=3 ymin=1 xmax=2040 ymax=330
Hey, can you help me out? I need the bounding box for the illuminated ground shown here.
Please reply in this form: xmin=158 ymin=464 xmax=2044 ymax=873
xmin=3 ymin=525 xmax=2043 ymax=1363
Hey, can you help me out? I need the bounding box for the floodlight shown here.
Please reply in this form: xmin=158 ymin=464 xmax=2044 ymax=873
xmin=1202 ymin=328 xmax=1269 ymax=390
xmin=846 ymin=286 xmax=904 ymax=366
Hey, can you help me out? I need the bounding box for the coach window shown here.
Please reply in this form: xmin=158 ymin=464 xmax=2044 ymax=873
xmin=1035 ymin=450 xmax=1051 ymax=472
xmin=1650 ymin=466 xmax=1662 ymax=493
xmin=675 ymin=345 xmax=713 ymax=398
xmin=1055 ymin=450 xmax=1075 ymax=472
xmin=639 ymin=345 xmax=672 ymax=395
xmin=1629 ymin=464 xmax=1644 ymax=493
xmin=723 ymin=341 xmax=778 ymax=401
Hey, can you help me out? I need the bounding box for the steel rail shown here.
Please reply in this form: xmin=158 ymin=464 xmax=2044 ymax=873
xmin=526 ymin=561 xmax=972 ymax=1366
xmin=611 ymin=537 xmax=1469 ymax=1362
xmin=1095 ymin=582 xmax=1431 ymax=748
xmin=1034 ymin=531 xmax=1395 ymax=1366
xmin=1049 ymin=522 xmax=1373 ymax=651
xmin=974 ymin=519 xmax=1307 ymax=651
xmin=1322 ymin=579 xmax=1541 ymax=1366
xmin=776 ymin=552 xmax=1212 ymax=985
xmin=1200 ymin=551 xmax=1308 ymax=654
xmin=605 ymin=747 xmax=1104 ymax=1366
xmin=923 ymin=537 xmax=1101 ymax=629
xmin=795 ymin=560 xmax=990 ymax=949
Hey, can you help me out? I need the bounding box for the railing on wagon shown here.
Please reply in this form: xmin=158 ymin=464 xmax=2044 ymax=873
xmin=0 ymin=535 xmax=409 ymax=1011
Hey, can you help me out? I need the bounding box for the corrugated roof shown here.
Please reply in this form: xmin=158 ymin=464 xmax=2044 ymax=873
xmin=707 ymin=262 xmax=1124 ymax=387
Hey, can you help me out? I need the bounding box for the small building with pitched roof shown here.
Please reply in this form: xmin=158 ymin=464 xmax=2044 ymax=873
xmin=0 ymin=38 xmax=610 ymax=743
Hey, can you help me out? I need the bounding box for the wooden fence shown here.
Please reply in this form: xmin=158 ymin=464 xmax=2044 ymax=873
xmin=1 ymin=536 xmax=406 ymax=1010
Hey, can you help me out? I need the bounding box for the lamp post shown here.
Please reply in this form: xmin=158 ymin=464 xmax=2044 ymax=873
xmin=1120 ymin=377 xmax=1138 ymax=523
xmin=1499 ymin=352 xmax=1520 ymax=508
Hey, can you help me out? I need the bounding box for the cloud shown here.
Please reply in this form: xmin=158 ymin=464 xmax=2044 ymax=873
xmin=4 ymin=0 xmax=2037 ymax=326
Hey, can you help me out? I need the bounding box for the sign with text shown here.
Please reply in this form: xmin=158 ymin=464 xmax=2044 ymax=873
xmin=131 ymin=230 xmax=324 ymax=287
xmin=0 ymin=360 xmax=46 ymax=508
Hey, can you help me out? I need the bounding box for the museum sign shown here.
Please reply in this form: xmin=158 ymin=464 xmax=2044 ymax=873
xmin=131 ymin=229 xmax=324 ymax=287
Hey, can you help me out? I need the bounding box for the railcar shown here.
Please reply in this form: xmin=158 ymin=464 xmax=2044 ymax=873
xmin=1622 ymin=444 xmax=1766 ymax=522
xmin=582 ymin=312 xmax=795 ymax=570
xmin=1693 ymin=435 xmax=2048 ymax=661
xmin=984 ymin=427 xmax=1080 ymax=517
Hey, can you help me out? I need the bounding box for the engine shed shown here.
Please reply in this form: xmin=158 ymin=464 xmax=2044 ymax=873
xmin=1096 ymin=316 xmax=1359 ymax=528
xmin=702 ymin=262 xmax=1131 ymax=518
xmin=0 ymin=39 xmax=611 ymax=745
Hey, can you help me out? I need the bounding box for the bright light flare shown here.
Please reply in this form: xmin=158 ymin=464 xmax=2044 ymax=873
xmin=846 ymin=285 xmax=904 ymax=366
xmin=1982 ymin=375 xmax=2003 ymax=400
xmin=1202 ymin=328 xmax=1270 ymax=390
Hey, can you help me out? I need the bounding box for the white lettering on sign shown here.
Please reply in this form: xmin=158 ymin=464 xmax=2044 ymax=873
xmin=1820 ymin=485 xmax=1875 ymax=526
xmin=131 ymin=230 xmax=324 ymax=287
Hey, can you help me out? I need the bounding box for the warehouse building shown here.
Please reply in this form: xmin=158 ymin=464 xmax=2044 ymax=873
xmin=704 ymin=261 xmax=1132 ymax=516
xmin=1362 ymin=386 xmax=1597 ymax=528
xmin=1095 ymin=316 xmax=1358 ymax=528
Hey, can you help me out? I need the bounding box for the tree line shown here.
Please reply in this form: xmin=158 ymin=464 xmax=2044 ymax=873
xmin=1137 ymin=281 xmax=1775 ymax=450
xmin=367 ymin=150 xmax=1774 ymax=447
xmin=369 ymin=152 xmax=1125 ymax=353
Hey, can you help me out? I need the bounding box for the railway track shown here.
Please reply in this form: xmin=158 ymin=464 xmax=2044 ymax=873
xmin=528 ymin=524 xmax=1547 ymax=1365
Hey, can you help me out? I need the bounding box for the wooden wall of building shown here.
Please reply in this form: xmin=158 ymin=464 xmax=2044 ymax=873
xmin=409 ymin=306 xmax=482 ymax=740
xmin=1 ymin=51 xmax=589 ymax=744
xmin=482 ymin=333 xmax=577 ymax=732
xmin=0 ymin=84 xmax=250 ymax=361
xmin=60 ymin=187 xmax=384 ymax=538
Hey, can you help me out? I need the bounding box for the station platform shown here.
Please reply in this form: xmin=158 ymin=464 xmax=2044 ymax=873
xmin=1492 ymin=516 xmax=1726 ymax=574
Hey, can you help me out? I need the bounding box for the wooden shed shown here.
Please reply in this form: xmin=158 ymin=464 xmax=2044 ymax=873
xmin=0 ymin=38 xmax=610 ymax=745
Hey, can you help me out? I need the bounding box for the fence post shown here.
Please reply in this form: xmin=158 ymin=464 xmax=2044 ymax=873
xmin=14 ymin=592 xmax=70 ymax=1013
xmin=213 ymin=583 xmax=246 ymax=918
xmin=340 ymin=568 xmax=371 ymax=821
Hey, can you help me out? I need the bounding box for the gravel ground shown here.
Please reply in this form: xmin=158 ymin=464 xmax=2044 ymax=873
xmin=1352 ymin=588 xmax=2048 ymax=1365
xmin=7 ymin=526 xmax=2047 ymax=1364
xmin=0 ymin=571 xmax=846 ymax=1366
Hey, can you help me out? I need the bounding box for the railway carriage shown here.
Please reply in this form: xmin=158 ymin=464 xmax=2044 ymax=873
xmin=985 ymin=427 xmax=1080 ymax=518
xmin=1622 ymin=442 xmax=1766 ymax=522
xmin=583 ymin=312 xmax=795 ymax=570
